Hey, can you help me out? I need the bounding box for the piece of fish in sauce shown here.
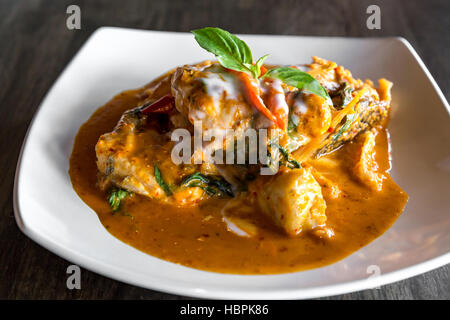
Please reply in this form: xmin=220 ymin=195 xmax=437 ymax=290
xmin=96 ymin=108 xmax=207 ymax=205
xmin=250 ymin=167 xmax=327 ymax=236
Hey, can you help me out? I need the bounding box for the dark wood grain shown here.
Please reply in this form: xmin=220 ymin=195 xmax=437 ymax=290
xmin=0 ymin=0 xmax=448 ymax=300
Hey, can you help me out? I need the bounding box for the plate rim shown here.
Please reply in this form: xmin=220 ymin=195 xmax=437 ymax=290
xmin=13 ymin=26 xmax=450 ymax=299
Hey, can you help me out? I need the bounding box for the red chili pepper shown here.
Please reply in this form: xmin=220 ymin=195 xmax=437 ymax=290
xmin=266 ymin=85 xmax=288 ymax=130
xmin=141 ymin=94 xmax=175 ymax=114
xmin=226 ymin=68 xmax=282 ymax=129
xmin=260 ymin=65 xmax=268 ymax=76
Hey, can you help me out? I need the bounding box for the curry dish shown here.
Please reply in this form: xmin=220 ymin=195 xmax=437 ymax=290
xmin=69 ymin=28 xmax=408 ymax=274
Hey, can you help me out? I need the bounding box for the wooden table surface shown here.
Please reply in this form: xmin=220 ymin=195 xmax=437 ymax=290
xmin=1 ymin=0 xmax=448 ymax=300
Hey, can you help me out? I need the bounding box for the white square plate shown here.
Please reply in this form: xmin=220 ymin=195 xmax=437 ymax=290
xmin=14 ymin=27 xmax=450 ymax=299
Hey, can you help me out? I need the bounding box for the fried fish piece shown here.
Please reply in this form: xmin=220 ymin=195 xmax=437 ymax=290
xmin=95 ymin=108 xmax=208 ymax=205
xmin=96 ymin=108 xmax=171 ymax=198
xmin=308 ymin=58 xmax=393 ymax=158
xmin=251 ymin=167 xmax=327 ymax=236
xmin=352 ymin=129 xmax=384 ymax=191
xmin=280 ymin=57 xmax=393 ymax=168
xmin=171 ymin=61 xmax=255 ymax=133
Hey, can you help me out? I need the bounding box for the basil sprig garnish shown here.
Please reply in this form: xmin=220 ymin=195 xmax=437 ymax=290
xmin=191 ymin=27 xmax=330 ymax=102
xmin=191 ymin=27 xmax=266 ymax=79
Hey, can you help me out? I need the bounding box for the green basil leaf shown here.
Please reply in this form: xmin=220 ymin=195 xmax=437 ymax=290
xmin=264 ymin=67 xmax=331 ymax=104
xmin=182 ymin=172 xmax=234 ymax=197
xmin=191 ymin=27 xmax=253 ymax=74
xmin=108 ymin=188 xmax=131 ymax=212
xmin=253 ymin=54 xmax=269 ymax=78
xmin=270 ymin=143 xmax=302 ymax=169
xmin=154 ymin=165 xmax=172 ymax=196
xmin=342 ymin=84 xmax=354 ymax=107
xmin=182 ymin=172 xmax=209 ymax=185
xmin=332 ymin=113 xmax=357 ymax=141
xmin=287 ymin=113 xmax=299 ymax=134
